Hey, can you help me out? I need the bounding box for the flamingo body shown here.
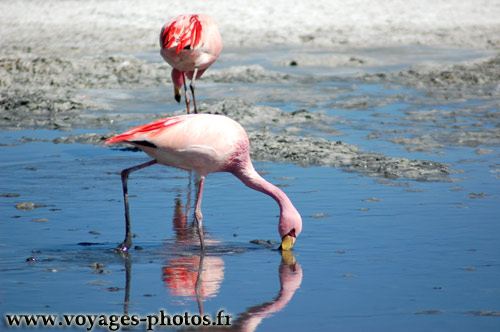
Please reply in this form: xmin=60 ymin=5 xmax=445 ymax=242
xmin=106 ymin=114 xmax=245 ymax=175
xmin=106 ymin=114 xmax=302 ymax=251
xmin=160 ymin=14 xmax=223 ymax=113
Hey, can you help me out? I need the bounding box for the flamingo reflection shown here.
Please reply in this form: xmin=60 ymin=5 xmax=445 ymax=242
xmin=121 ymin=249 xmax=302 ymax=331
xmin=121 ymin=193 xmax=302 ymax=331
xmin=162 ymin=194 xmax=225 ymax=312
xmin=177 ymin=250 xmax=302 ymax=332
xmin=236 ymin=250 xmax=302 ymax=331
xmin=162 ymin=252 xmax=225 ymax=304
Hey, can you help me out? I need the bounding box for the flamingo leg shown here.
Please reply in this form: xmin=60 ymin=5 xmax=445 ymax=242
xmin=194 ymin=176 xmax=206 ymax=251
xmin=182 ymin=72 xmax=191 ymax=114
xmin=190 ymin=67 xmax=199 ymax=114
xmin=116 ymin=159 xmax=158 ymax=253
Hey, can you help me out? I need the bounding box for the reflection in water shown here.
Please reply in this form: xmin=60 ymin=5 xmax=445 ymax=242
xmin=121 ymin=190 xmax=302 ymax=331
xmin=123 ymin=256 xmax=132 ymax=316
xmin=170 ymin=250 xmax=302 ymax=332
xmin=224 ymin=251 xmax=303 ymax=332
xmin=163 ymin=193 xmax=225 ymax=313
xmin=163 ymin=254 xmax=225 ymax=308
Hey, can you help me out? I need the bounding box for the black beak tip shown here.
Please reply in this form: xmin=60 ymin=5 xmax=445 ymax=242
xmin=174 ymin=95 xmax=181 ymax=103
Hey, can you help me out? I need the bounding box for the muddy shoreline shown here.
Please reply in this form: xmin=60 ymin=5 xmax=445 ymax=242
xmin=2 ymin=52 xmax=500 ymax=181
xmin=1 ymin=0 xmax=499 ymax=182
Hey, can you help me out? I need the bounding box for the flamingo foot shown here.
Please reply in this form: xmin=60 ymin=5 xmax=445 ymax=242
xmin=114 ymin=235 xmax=132 ymax=254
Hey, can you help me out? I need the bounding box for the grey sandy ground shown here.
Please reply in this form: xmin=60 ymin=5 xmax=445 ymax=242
xmin=1 ymin=53 xmax=500 ymax=182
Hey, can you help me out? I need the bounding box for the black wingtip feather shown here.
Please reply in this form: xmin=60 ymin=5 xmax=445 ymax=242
xmin=130 ymin=140 xmax=157 ymax=148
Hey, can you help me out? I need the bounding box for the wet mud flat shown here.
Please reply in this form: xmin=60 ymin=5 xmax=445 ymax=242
xmin=5 ymin=51 xmax=500 ymax=181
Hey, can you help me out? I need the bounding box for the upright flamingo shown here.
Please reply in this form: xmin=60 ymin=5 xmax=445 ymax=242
xmin=105 ymin=114 xmax=302 ymax=252
xmin=160 ymin=14 xmax=223 ymax=114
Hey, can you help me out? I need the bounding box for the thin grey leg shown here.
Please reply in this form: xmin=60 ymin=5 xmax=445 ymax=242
xmin=190 ymin=67 xmax=199 ymax=114
xmin=115 ymin=159 xmax=158 ymax=253
xmin=183 ymin=72 xmax=191 ymax=114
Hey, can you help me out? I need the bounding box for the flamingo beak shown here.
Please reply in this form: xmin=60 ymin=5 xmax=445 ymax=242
xmin=279 ymin=234 xmax=296 ymax=251
xmin=174 ymin=87 xmax=182 ymax=103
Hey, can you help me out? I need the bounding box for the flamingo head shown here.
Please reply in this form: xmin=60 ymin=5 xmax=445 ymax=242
xmin=278 ymin=206 xmax=302 ymax=251
xmin=171 ymin=68 xmax=184 ymax=103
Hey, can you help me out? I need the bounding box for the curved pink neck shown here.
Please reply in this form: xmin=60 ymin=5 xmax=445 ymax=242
xmin=171 ymin=68 xmax=184 ymax=89
xmin=232 ymin=164 xmax=294 ymax=216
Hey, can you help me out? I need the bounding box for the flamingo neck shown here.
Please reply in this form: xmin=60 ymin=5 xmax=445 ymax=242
xmin=171 ymin=68 xmax=184 ymax=89
xmin=232 ymin=164 xmax=293 ymax=215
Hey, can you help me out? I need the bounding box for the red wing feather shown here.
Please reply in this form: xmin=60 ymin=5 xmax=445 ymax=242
xmin=105 ymin=118 xmax=183 ymax=145
xmin=161 ymin=15 xmax=203 ymax=54
xmin=193 ymin=20 xmax=202 ymax=48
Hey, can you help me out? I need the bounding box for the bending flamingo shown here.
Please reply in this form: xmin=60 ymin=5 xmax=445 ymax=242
xmin=105 ymin=114 xmax=302 ymax=252
xmin=160 ymin=14 xmax=223 ymax=114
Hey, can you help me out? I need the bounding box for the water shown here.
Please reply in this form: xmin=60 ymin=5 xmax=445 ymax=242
xmin=1 ymin=46 xmax=499 ymax=331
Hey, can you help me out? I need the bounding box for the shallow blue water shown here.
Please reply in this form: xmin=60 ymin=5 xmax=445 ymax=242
xmin=1 ymin=46 xmax=500 ymax=331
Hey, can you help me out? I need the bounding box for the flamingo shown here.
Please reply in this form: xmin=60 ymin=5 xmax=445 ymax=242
xmin=160 ymin=14 xmax=223 ymax=114
xmin=105 ymin=114 xmax=302 ymax=252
